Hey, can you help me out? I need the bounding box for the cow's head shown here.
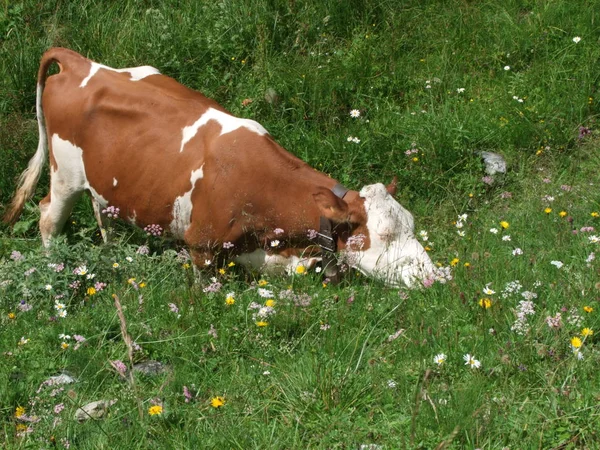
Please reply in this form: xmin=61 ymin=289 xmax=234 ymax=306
xmin=314 ymin=181 xmax=435 ymax=288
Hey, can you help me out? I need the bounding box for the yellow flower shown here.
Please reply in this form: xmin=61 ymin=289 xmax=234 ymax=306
xmin=544 ymin=207 xmax=552 ymax=214
xmin=559 ymin=211 xmax=567 ymax=217
xmin=15 ymin=424 xmax=28 ymax=432
xmin=583 ymin=306 xmax=593 ymax=313
xmin=112 ymin=262 xmax=119 ymax=268
xmin=265 ymin=299 xmax=276 ymax=307
xmin=139 ymin=282 xmax=147 ymax=288
xmin=478 ymin=298 xmax=492 ymax=309
xmin=591 ymin=212 xmax=599 ymax=218
xmin=468 ymin=193 xmax=474 ymax=198
xmin=148 ymin=405 xmax=163 ymax=416
xmin=570 ymin=336 xmax=582 ymax=349
xmin=87 ymin=287 xmax=97 ymax=296
xmin=15 ymin=406 xmax=25 ymax=418
xmin=255 ymin=321 xmax=268 ymax=327
xmin=258 ymin=279 xmax=268 ymax=287
xmin=8 ymin=312 xmax=16 ymax=320
xmin=424 ymin=246 xmax=431 ymax=251
xmin=581 ymin=328 xmax=594 ymax=337
xmin=210 ymin=396 xmax=225 ymax=408
xmin=228 ymin=262 xmax=235 ymax=267
xmin=182 ymin=263 xmax=190 ymax=270
xmin=219 ymin=268 xmax=226 ymax=275
xmin=61 ymin=342 xmax=69 ymax=350
xmin=322 ymin=282 xmax=328 ymax=288
xmin=225 ymin=296 xmax=235 ymax=305
xmin=295 ymin=265 xmax=306 ymax=274
xmin=536 ymin=149 xmax=543 ymax=156
xmin=127 ymin=278 xmax=136 ymax=284
xmin=464 ymin=262 xmax=470 ymax=268
xmin=500 ymin=221 xmax=509 ymax=229
xmin=412 ymin=157 xmax=419 ymax=162
xmin=449 ymin=258 xmax=459 ymax=267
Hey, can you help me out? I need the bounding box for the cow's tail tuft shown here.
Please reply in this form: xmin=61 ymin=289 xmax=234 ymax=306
xmin=3 ymin=49 xmax=63 ymax=225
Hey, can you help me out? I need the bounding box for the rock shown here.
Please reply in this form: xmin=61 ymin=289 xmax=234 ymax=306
xmin=46 ymin=373 xmax=76 ymax=385
xmin=131 ymin=360 xmax=170 ymax=376
xmin=481 ymin=151 xmax=507 ymax=175
xmin=74 ymin=399 xmax=117 ymax=422
xmin=264 ymin=88 xmax=279 ymax=105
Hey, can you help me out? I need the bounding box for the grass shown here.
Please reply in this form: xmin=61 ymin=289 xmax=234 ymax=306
xmin=1 ymin=0 xmax=600 ymax=448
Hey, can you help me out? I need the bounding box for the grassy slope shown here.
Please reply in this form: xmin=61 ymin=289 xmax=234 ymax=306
xmin=1 ymin=1 xmax=600 ymax=448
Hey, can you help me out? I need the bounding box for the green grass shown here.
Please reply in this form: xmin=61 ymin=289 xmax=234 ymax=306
xmin=2 ymin=1 xmax=600 ymax=448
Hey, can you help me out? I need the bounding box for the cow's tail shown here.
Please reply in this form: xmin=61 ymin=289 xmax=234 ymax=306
xmin=3 ymin=49 xmax=64 ymax=225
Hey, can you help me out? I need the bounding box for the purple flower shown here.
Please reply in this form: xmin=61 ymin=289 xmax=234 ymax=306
xmin=111 ymin=360 xmax=127 ymax=375
xmin=208 ymin=324 xmax=218 ymax=339
xmin=136 ymin=245 xmax=150 ymax=255
xmin=94 ymin=281 xmax=107 ymax=291
xmin=481 ymin=176 xmax=494 ymax=185
xmin=54 ymin=403 xmax=65 ymax=414
xmin=23 ymin=267 xmax=36 ymax=277
xmin=222 ymin=241 xmax=234 ymax=249
xmin=144 ymin=223 xmax=163 ymax=237
xmin=183 ymin=386 xmax=193 ymax=403
xmin=274 ymin=228 xmax=284 ymax=235
xmin=18 ymin=301 xmax=32 ymax=312
xmin=203 ymin=281 xmax=222 ymax=293
xmin=69 ymin=280 xmax=82 ymax=290
xmin=168 ymin=303 xmax=179 ymax=314
xmin=10 ymin=250 xmax=24 ymax=261
xmin=578 ymin=126 xmax=592 ymax=140
xmin=101 ymin=205 xmax=120 ymax=219
xmin=500 ymin=191 xmax=513 ymax=199
xmin=307 ymin=229 xmax=318 ymax=240
xmin=560 ymin=185 xmax=572 ymax=192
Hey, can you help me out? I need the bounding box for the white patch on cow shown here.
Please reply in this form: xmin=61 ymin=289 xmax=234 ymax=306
xmin=235 ymin=249 xmax=318 ymax=275
xmin=343 ymin=183 xmax=435 ymax=288
xmin=179 ymin=107 xmax=268 ymax=152
xmin=170 ymin=165 xmax=204 ymax=238
xmin=113 ymin=178 xmax=118 ymax=187
xmin=80 ymin=62 xmax=160 ymax=88
xmin=51 ymin=134 xmax=108 ymax=207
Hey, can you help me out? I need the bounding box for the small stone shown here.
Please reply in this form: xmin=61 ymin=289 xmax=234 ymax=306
xmin=481 ymin=151 xmax=507 ymax=175
xmin=47 ymin=373 xmax=76 ymax=385
xmin=131 ymin=360 xmax=169 ymax=376
xmin=264 ymin=88 xmax=279 ymax=105
xmin=74 ymin=399 xmax=117 ymax=422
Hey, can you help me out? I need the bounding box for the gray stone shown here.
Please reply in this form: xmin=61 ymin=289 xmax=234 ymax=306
xmin=132 ymin=360 xmax=170 ymax=376
xmin=74 ymin=399 xmax=117 ymax=422
xmin=481 ymin=151 xmax=507 ymax=175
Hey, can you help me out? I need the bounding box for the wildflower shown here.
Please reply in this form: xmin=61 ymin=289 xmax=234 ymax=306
xmin=265 ymin=299 xmax=276 ymax=307
xmin=225 ymin=293 xmax=235 ymax=305
xmin=148 ymin=405 xmax=163 ymax=416
xmin=111 ymin=360 xmax=127 ymax=375
xmin=8 ymin=312 xmax=16 ymax=320
xmin=387 ymin=329 xmax=405 ymax=342
xmin=489 ymin=228 xmax=499 ymax=234
xmin=208 ymin=324 xmax=218 ymax=339
xmin=512 ymin=248 xmax=523 ymax=256
xmin=258 ymin=279 xmax=268 ymax=287
xmin=502 ymin=235 xmax=511 ymax=241
xmin=570 ymin=336 xmax=582 ymax=349
xmin=500 ymin=221 xmax=509 ymax=229
xmin=418 ymin=230 xmax=429 ymax=241
xmin=320 ymin=323 xmax=331 ymax=331
xmin=559 ymin=211 xmax=567 ymax=218
xmin=18 ymin=337 xmax=29 ymax=345
xmin=387 ymin=380 xmax=397 ymax=389
xmin=511 ymin=300 xmax=535 ymax=335
xmin=350 ymin=109 xmax=361 ymax=118
xmin=15 ymin=406 xmax=26 ymax=418
xmin=583 ymin=306 xmax=593 ymax=313
xmin=483 ymin=284 xmax=495 ymax=295
xmin=550 ymin=260 xmax=563 ymax=269
xmin=479 ymin=298 xmax=492 ymax=309
xmin=61 ymin=342 xmax=69 ymax=350
xmin=450 ymin=258 xmax=459 ymax=267
xmin=255 ymin=321 xmax=268 ymax=327
xmin=295 ymin=265 xmax=306 ymax=274
xmin=463 ymin=354 xmax=481 ymax=369
xmin=183 ymin=386 xmax=192 ymax=403
xmin=270 ymin=240 xmax=280 ymax=247
xmin=168 ymin=303 xmax=179 ymax=314
xmin=210 ymin=396 xmax=225 ymax=408
xmin=112 ymin=262 xmax=119 ymax=268
xmin=258 ymin=288 xmax=273 ymax=298
xmin=74 ymin=265 xmax=88 ymax=276
xmin=45 ymin=284 xmax=53 ymax=291
xmin=223 ymin=241 xmax=234 ymax=249
xmin=464 ymin=262 xmax=470 ymax=268
xmin=592 ymin=212 xmax=600 ymax=218
xmin=433 ymin=353 xmax=447 ymax=365
xmin=412 ymin=157 xmax=419 ymax=162
xmin=87 ymin=287 xmax=97 ymax=296
xmin=10 ymin=250 xmax=24 ymax=261
xmin=144 ymin=223 xmax=163 ymax=236
xmin=218 ymin=268 xmax=226 ymax=275
xmin=589 ymin=235 xmax=600 ymax=243
xmin=126 ymin=256 xmax=133 ymax=262
xmin=456 ymin=88 xmax=465 ymax=93
xmin=544 ymin=207 xmax=552 ymax=214
xmin=573 ymin=36 xmax=581 ymax=43
xmin=504 ymin=65 xmax=510 ymax=71
xmin=546 ymin=313 xmax=562 ymax=329
xmin=581 ymin=328 xmax=594 ymax=337
xmin=54 ymin=403 xmax=65 ymax=414
xmin=228 ymin=261 xmax=235 ymax=267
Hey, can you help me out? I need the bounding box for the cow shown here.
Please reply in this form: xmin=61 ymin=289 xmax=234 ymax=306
xmin=4 ymin=48 xmax=435 ymax=287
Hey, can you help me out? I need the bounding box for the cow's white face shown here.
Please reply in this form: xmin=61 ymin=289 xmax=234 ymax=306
xmin=343 ymin=183 xmax=435 ymax=288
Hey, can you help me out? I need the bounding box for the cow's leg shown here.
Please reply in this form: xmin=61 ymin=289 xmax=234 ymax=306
xmin=39 ymin=187 xmax=83 ymax=247
xmin=91 ymin=197 xmax=112 ymax=243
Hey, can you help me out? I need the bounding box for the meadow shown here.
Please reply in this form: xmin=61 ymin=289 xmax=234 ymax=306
xmin=1 ymin=0 xmax=600 ymax=448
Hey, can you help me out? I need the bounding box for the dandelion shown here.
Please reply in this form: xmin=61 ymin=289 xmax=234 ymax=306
xmin=581 ymin=328 xmax=593 ymax=337
xmin=591 ymin=212 xmax=600 ymax=218
xmin=218 ymin=268 xmax=226 ymax=275
xmin=433 ymin=353 xmax=447 ymax=365
xmin=450 ymin=258 xmax=459 ymax=267
xmin=86 ymin=287 xmax=97 ymax=296
xmin=148 ymin=405 xmax=163 ymax=416
xmin=573 ymin=36 xmax=581 ymax=43
xmin=583 ymin=306 xmax=593 ymax=313
xmin=350 ymin=109 xmax=361 ymax=118
xmin=570 ymin=336 xmax=582 ymax=349
xmin=479 ymin=298 xmax=492 ymax=309
xmin=255 ymin=321 xmax=268 ymax=327
xmin=8 ymin=312 xmax=16 ymax=320
xmin=265 ymin=299 xmax=276 ymax=307
xmin=295 ymin=265 xmax=306 ymax=274
xmin=211 ymin=396 xmax=225 ymax=408
xmin=463 ymin=354 xmax=481 ymax=369
xmin=500 ymin=221 xmax=509 ymax=229
xmin=544 ymin=207 xmax=552 ymax=214
xmin=15 ymin=406 xmax=26 ymax=418
xmin=559 ymin=211 xmax=567 ymax=218
xmin=257 ymin=279 xmax=268 ymax=287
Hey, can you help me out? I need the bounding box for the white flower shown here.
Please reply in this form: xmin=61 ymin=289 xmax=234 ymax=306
xmin=504 ymin=65 xmax=511 ymax=71
xmin=270 ymin=240 xmax=280 ymax=248
xmin=315 ymin=266 xmax=322 ymax=273
xmin=588 ymin=235 xmax=600 ymax=243
xmin=573 ymin=36 xmax=581 ymax=43
xmin=19 ymin=337 xmax=30 ymax=345
xmin=463 ymin=354 xmax=481 ymax=369
xmin=54 ymin=302 xmax=65 ymax=310
xmin=350 ymin=109 xmax=361 ymax=118
xmin=502 ymin=235 xmax=511 ymax=241
xmin=258 ymin=288 xmax=274 ymax=298
xmin=204 ymin=259 xmax=212 ymax=266
xmin=433 ymin=353 xmax=447 ymax=365
xmin=457 ymin=230 xmax=465 ymax=237
xmin=456 ymin=88 xmax=465 ymax=93
xmin=59 ymin=333 xmax=71 ymax=340
xmin=489 ymin=228 xmax=499 ymax=234
xmin=419 ymin=230 xmax=429 ymax=241
xmin=512 ymin=248 xmax=523 ymax=256
xmin=352 ymin=137 xmax=361 ymax=144
xmin=86 ymin=273 xmax=95 ymax=280
xmin=125 ymin=256 xmax=133 ymax=262
xmin=44 ymin=284 xmax=53 ymax=291
xmin=74 ymin=265 xmax=88 ymax=276
xmin=455 ymin=221 xmax=464 ymax=229
xmin=458 ymin=214 xmax=468 ymax=221
xmin=387 ymin=379 xmax=397 ymax=389
xmin=58 ymin=310 xmax=67 ymax=318
xmin=550 ymin=260 xmax=564 ymax=269
xmin=263 ymin=370 xmax=271 ymax=376
xmin=483 ymin=284 xmax=495 ymax=295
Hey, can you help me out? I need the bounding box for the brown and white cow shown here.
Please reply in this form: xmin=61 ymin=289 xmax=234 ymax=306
xmin=4 ymin=48 xmax=435 ymax=287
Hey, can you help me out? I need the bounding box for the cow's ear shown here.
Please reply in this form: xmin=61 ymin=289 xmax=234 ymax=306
xmin=313 ymin=187 xmax=349 ymax=223
xmin=386 ymin=176 xmax=398 ymax=196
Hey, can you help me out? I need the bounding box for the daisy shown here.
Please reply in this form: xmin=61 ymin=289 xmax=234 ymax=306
xmin=433 ymin=353 xmax=447 ymax=365
xmin=463 ymin=354 xmax=481 ymax=369
xmin=573 ymin=36 xmax=581 ymax=43
xmin=483 ymin=284 xmax=495 ymax=295
xmin=350 ymin=109 xmax=361 ymax=118
xmin=502 ymin=235 xmax=511 ymax=241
